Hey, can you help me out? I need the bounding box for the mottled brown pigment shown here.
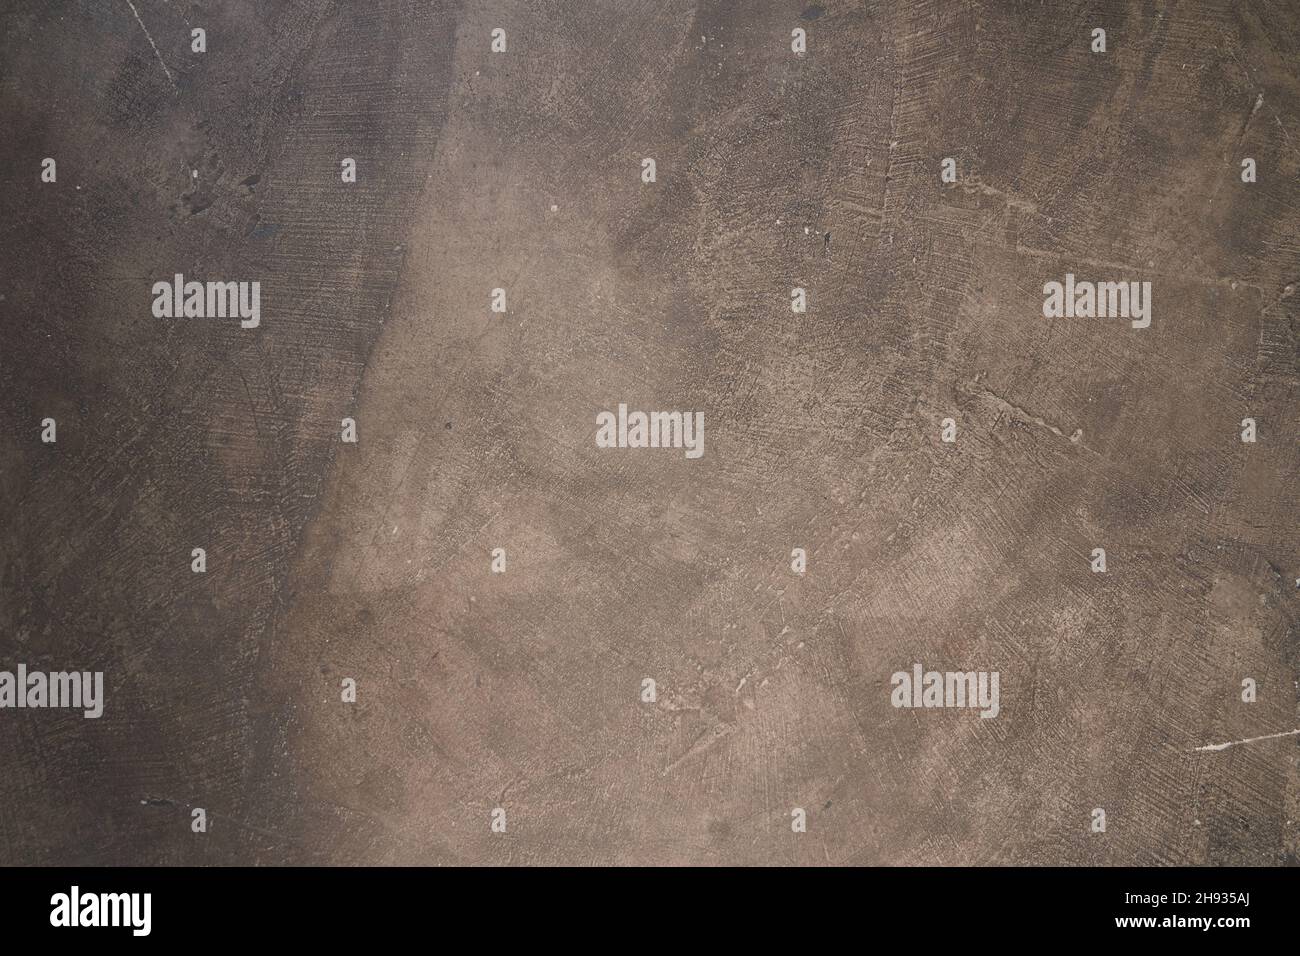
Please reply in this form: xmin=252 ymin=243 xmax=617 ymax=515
xmin=0 ymin=0 xmax=1297 ymax=865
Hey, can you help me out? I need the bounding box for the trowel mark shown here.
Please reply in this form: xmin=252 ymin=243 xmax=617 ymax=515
xmin=1193 ymin=728 xmax=1300 ymax=752
xmin=123 ymin=0 xmax=178 ymax=92
xmin=968 ymin=385 xmax=1085 ymax=445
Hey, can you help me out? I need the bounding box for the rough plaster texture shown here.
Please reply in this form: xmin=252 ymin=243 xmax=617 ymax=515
xmin=1 ymin=0 xmax=1297 ymax=865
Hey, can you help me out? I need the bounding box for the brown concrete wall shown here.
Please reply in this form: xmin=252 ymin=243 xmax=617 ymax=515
xmin=0 ymin=0 xmax=1296 ymax=865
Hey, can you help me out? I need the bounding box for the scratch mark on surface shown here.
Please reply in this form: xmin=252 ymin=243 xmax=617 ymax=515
xmin=962 ymin=177 xmax=1040 ymax=214
xmin=662 ymin=723 xmax=735 ymax=777
xmin=1011 ymin=244 xmax=1267 ymax=296
xmin=966 ymin=384 xmax=1085 ymax=445
xmin=1193 ymin=728 xmax=1300 ymax=752
xmin=237 ymin=367 xmax=262 ymax=437
xmin=123 ymin=0 xmax=178 ymax=92
xmin=1237 ymin=91 xmax=1264 ymax=142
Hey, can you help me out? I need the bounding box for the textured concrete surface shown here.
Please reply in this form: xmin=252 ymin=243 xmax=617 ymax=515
xmin=1 ymin=0 xmax=1297 ymax=865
